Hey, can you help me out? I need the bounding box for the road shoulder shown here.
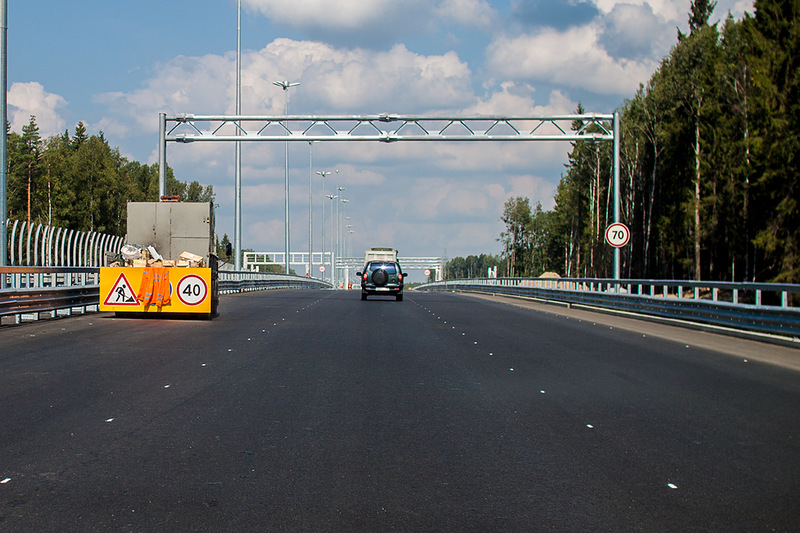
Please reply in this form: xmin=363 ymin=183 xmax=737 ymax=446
xmin=460 ymin=292 xmax=800 ymax=372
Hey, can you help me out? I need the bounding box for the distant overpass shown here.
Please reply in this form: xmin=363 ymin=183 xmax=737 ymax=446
xmin=244 ymin=252 xmax=445 ymax=285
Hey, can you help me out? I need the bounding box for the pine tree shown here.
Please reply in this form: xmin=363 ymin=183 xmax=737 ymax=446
xmin=746 ymin=0 xmax=800 ymax=283
xmin=500 ymin=197 xmax=533 ymax=277
xmin=689 ymin=0 xmax=718 ymax=34
xmin=7 ymin=116 xmax=44 ymax=224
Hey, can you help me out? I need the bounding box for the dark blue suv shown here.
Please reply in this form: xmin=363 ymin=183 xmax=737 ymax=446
xmin=357 ymin=261 xmax=405 ymax=301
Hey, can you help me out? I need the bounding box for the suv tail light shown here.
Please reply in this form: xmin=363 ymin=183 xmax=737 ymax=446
xmin=362 ymin=273 xmax=368 ymax=281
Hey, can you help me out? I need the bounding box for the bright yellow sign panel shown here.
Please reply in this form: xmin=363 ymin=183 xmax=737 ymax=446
xmin=99 ymin=267 xmax=212 ymax=314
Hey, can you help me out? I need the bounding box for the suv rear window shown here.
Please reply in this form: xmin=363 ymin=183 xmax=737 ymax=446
xmin=369 ymin=263 xmax=397 ymax=273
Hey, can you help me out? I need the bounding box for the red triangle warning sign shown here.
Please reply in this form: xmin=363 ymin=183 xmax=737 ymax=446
xmin=103 ymin=273 xmax=140 ymax=306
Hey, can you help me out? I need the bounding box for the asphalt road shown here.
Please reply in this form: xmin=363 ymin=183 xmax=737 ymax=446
xmin=1 ymin=289 xmax=799 ymax=531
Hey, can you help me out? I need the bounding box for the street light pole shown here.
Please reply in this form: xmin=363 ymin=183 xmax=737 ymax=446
xmin=346 ymin=225 xmax=353 ymax=257
xmin=316 ymin=170 xmax=331 ymax=281
xmin=343 ymin=217 xmax=351 ymax=257
xmin=308 ymin=141 xmax=314 ymax=276
xmin=326 ymin=193 xmax=337 ymax=286
xmin=336 ymin=187 xmax=346 ymax=288
xmin=273 ymin=80 xmax=299 ymax=275
xmin=348 ymin=229 xmax=355 ymax=260
xmin=340 ymin=208 xmax=350 ymax=288
xmin=233 ymin=0 xmax=242 ymax=269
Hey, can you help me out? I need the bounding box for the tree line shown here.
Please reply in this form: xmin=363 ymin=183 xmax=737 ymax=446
xmin=6 ymin=118 xmax=214 ymax=236
xmin=494 ymin=0 xmax=798 ymax=284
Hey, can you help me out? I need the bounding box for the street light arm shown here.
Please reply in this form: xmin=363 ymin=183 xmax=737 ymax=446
xmin=273 ymin=80 xmax=300 ymax=90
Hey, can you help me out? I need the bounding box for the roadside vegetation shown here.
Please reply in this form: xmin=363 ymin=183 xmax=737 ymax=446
xmin=481 ymin=0 xmax=799 ymax=284
xmin=5 ymin=120 xmax=213 ymax=236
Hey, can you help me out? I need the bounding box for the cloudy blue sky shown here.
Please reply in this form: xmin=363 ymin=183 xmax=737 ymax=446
xmin=7 ymin=0 xmax=754 ymax=269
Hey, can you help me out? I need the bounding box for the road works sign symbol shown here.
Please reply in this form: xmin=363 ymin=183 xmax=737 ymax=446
xmin=103 ymin=273 xmax=139 ymax=306
xmin=177 ymin=274 xmax=208 ymax=306
xmin=605 ymin=222 xmax=631 ymax=248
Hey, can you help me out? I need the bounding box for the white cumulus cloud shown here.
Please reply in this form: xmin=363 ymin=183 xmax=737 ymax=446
xmin=592 ymin=0 xmax=754 ymax=27
xmin=244 ymin=0 xmax=399 ymax=29
xmin=96 ymin=38 xmax=475 ymax=140
xmin=435 ymin=0 xmax=498 ymax=28
xmin=244 ymin=0 xmax=497 ymax=31
xmin=486 ymin=25 xmax=657 ymax=95
xmin=8 ymin=82 xmax=68 ymax=137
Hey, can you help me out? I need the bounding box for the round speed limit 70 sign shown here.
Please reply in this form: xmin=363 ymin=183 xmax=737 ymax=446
xmin=605 ymin=222 xmax=631 ymax=248
xmin=177 ymin=274 xmax=208 ymax=306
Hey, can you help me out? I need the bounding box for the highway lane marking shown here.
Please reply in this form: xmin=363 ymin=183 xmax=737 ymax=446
xmin=414 ymin=294 xmax=760 ymax=496
xmin=419 ymin=305 xmax=612 ymax=436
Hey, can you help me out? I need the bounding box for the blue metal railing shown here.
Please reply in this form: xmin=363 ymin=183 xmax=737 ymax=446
xmin=219 ymin=270 xmax=331 ymax=293
xmin=416 ymin=277 xmax=800 ymax=338
xmin=5 ymin=219 xmax=124 ymax=267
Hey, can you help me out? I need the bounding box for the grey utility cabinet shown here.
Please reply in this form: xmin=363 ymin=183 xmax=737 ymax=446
xmin=126 ymin=201 xmax=215 ymax=262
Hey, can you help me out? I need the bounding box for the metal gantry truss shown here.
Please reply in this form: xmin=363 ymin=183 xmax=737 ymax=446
xmin=158 ymin=112 xmax=621 ymax=279
xmin=160 ymin=113 xmax=615 ymax=145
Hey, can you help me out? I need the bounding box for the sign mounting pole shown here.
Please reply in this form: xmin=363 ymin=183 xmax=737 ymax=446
xmin=613 ymin=111 xmax=621 ymax=281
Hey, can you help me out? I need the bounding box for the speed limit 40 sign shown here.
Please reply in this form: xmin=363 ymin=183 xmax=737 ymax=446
xmin=177 ymin=274 xmax=209 ymax=306
xmin=605 ymin=222 xmax=631 ymax=248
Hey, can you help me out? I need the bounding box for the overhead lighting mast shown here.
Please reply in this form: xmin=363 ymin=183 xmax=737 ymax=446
xmin=234 ymin=0 xmax=242 ymax=269
xmin=316 ymin=170 xmax=331 ymax=280
xmin=273 ymin=80 xmax=300 ymax=274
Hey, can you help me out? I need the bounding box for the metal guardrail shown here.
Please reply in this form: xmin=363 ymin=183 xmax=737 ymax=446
xmin=0 ymin=267 xmax=102 ymax=324
xmin=1 ymin=267 xmax=332 ymax=325
xmin=416 ymin=277 xmax=800 ymax=338
xmin=219 ymin=270 xmax=331 ymax=293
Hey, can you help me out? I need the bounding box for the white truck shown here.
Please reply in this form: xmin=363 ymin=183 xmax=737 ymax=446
xmin=364 ymin=247 xmax=398 ymax=263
